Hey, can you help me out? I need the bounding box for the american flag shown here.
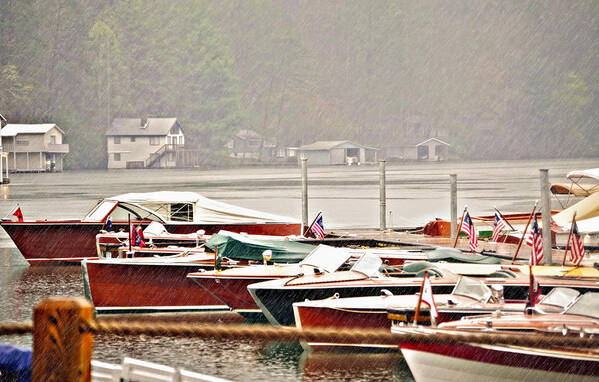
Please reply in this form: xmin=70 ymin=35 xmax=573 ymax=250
xmin=421 ymin=272 xmax=438 ymax=319
xmin=311 ymin=215 xmax=325 ymax=240
xmin=460 ymin=211 xmax=478 ymax=251
xmin=570 ymin=218 xmax=585 ymax=266
xmin=528 ymin=213 xmax=543 ymax=265
xmin=491 ymin=212 xmax=506 ymax=242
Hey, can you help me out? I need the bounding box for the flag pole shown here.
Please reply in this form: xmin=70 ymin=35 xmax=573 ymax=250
xmin=528 ymin=265 xmax=535 ymax=309
xmin=128 ymin=214 xmax=132 ymax=253
xmin=562 ymin=211 xmax=576 ymax=267
xmin=452 ymin=206 xmax=467 ymax=248
xmin=413 ymin=270 xmax=427 ymax=326
xmin=302 ymin=211 xmax=322 ymax=238
xmin=511 ymin=201 xmax=537 ymax=264
xmin=494 ymin=207 xmax=516 ymax=231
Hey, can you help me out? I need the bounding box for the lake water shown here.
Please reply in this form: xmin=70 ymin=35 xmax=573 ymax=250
xmin=0 ymin=158 xmax=597 ymax=381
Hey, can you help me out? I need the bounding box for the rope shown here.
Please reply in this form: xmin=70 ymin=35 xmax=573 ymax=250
xmin=0 ymin=321 xmax=33 ymax=335
xmin=2 ymin=319 xmax=598 ymax=351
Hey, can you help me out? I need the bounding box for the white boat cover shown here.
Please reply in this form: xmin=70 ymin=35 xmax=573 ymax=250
xmin=567 ymin=168 xmax=599 ymax=181
xmin=110 ymin=191 xmax=299 ymax=224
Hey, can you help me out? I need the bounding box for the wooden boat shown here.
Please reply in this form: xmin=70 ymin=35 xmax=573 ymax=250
xmin=82 ymin=253 xmax=232 ymax=314
xmin=84 ymin=232 xmax=318 ymax=314
xmin=292 ymin=281 xmax=578 ymax=351
xmin=188 ymin=244 xmax=353 ymax=317
xmin=96 ymin=221 xmax=208 ymax=258
xmin=1 ymin=191 xmax=301 ymax=263
xmin=401 ymin=292 xmax=599 ymax=382
xmin=189 ymin=246 xmax=497 ymax=319
xmin=249 ymin=259 xmax=599 ymax=327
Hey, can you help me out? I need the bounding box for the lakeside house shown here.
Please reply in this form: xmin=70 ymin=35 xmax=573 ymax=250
xmin=297 ymin=141 xmax=379 ymax=165
xmin=226 ymin=129 xmax=276 ymax=160
xmin=0 ymin=123 xmax=69 ymax=172
xmin=383 ymin=137 xmax=451 ymax=161
xmin=106 ymin=118 xmax=186 ymax=169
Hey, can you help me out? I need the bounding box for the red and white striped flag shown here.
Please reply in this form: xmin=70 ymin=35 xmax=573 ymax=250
xmin=460 ymin=211 xmax=478 ymax=251
xmin=421 ymin=272 xmax=438 ymax=319
xmin=492 ymin=212 xmax=506 ymax=242
xmin=311 ymin=215 xmax=325 ymax=240
xmin=528 ymin=213 xmax=543 ymax=265
xmin=570 ymin=218 xmax=585 ymax=266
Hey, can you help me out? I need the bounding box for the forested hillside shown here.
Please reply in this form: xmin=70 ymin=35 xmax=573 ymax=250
xmin=1 ymin=0 xmax=597 ymax=168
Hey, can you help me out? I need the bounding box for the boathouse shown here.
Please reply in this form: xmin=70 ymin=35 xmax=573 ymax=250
xmin=0 ymin=123 xmax=69 ymax=172
xmin=297 ymin=141 xmax=378 ymax=165
xmin=106 ymin=118 xmax=189 ymax=169
xmin=383 ymin=137 xmax=450 ymax=161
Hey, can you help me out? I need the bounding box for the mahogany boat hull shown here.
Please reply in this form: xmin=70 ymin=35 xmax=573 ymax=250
xmin=189 ymin=275 xmax=280 ymax=313
xmin=1 ymin=220 xmax=301 ymax=263
xmin=401 ymin=342 xmax=599 ymax=382
xmin=83 ymin=260 xmax=228 ymax=313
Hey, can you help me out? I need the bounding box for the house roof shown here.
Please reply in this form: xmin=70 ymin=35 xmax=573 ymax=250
xmin=299 ymin=140 xmax=378 ymax=151
xmin=235 ymin=129 xmax=262 ymax=139
xmin=105 ymin=118 xmax=180 ymax=136
xmin=416 ymin=137 xmax=450 ymax=146
xmin=1 ymin=124 xmax=64 ymax=137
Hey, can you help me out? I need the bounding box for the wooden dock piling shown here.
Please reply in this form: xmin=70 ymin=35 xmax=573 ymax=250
xmin=301 ymin=157 xmax=308 ymax=229
xmin=540 ymin=169 xmax=552 ymax=265
xmin=379 ymin=160 xmax=386 ymax=230
xmin=450 ymin=174 xmax=457 ymax=239
xmin=32 ymin=297 xmax=93 ymax=382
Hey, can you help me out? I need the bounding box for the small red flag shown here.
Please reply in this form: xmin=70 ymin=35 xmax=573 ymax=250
xmin=12 ymin=206 xmax=23 ymax=222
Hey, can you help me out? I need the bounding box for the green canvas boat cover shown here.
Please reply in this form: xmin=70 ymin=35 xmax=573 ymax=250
xmin=424 ymin=247 xmax=501 ymax=264
xmin=206 ymin=231 xmax=315 ymax=266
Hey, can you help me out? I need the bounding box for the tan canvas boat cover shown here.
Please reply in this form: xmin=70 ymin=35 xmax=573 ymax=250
xmin=550 ymin=183 xmax=599 ymax=196
xmin=553 ymin=192 xmax=599 ymax=226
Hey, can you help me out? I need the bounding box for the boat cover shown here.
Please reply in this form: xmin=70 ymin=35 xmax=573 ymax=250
xmin=424 ymin=247 xmax=501 ymax=264
xmin=553 ymin=192 xmax=599 ymax=226
xmin=205 ymin=231 xmax=315 ymax=266
xmin=567 ymin=168 xmax=599 ymax=181
xmin=111 ymin=191 xmax=300 ymax=224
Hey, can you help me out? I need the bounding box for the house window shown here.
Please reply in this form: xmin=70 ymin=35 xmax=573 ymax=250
xmin=114 ymin=153 xmax=121 ymax=161
xmin=16 ymin=139 xmax=29 ymax=146
xmin=50 ymin=135 xmax=56 ymax=144
xmin=131 ymin=137 xmax=136 ymax=142
xmin=114 ymin=137 xmax=121 ymax=144
xmin=149 ymin=137 xmax=161 ymax=146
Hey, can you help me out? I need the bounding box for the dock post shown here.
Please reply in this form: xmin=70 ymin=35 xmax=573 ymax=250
xmin=540 ymin=169 xmax=552 ymax=264
xmin=301 ymin=157 xmax=308 ymax=229
xmin=33 ymin=297 xmax=94 ymax=382
xmin=379 ymin=160 xmax=386 ymax=230
xmin=450 ymin=174 xmax=457 ymax=239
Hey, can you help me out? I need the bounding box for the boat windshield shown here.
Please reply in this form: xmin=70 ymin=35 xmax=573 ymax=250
xmin=299 ymin=245 xmax=352 ymax=273
xmin=538 ymin=287 xmax=579 ymax=309
xmin=564 ymin=292 xmax=599 ymax=319
xmin=84 ymin=200 xmax=118 ymax=221
xmin=451 ymin=276 xmax=492 ymax=303
xmin=85 ymin=201 xmax=166 ymax=223
xmin=350 ymin=253 xmax=383 ymax=278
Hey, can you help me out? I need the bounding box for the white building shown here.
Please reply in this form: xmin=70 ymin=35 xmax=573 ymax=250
xmin=0 ymin=124 xmax=69 ymax=172
xmin=105 ymin=118 xmax=185 ymax=169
